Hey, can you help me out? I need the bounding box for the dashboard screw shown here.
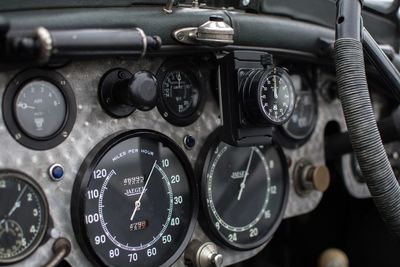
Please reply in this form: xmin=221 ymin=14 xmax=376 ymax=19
xmin=177 ymin=32 xmax=185 ymax=40
xmin=118 ymin=71 xmax=127 ymax=79
xmin=15 ymin=133 xmax=21 ymax=140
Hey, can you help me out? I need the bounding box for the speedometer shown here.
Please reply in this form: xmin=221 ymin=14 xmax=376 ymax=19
xmin=71 ymin=130 xmax=198 ymax=267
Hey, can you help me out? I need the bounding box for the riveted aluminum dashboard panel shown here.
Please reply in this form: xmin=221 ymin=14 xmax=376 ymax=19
xmin=0 ymin=58 xmax=349 ymax=267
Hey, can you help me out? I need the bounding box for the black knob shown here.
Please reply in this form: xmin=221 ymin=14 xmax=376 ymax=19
xmin=98 ymin=68 xmax=158 ymax=118
xmin=114 ymin=71 xmax=158 ymax=111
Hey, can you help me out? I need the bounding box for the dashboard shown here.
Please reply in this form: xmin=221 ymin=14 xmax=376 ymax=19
xmin=0 ymin=3 xmax=398 ymax=267
xmin=0 ymin=54 xmax=339 ymax=267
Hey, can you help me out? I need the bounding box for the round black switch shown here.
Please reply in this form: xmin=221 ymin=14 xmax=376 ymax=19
xmin=98 ymin=68 xmax=158 ymax=118
xmin=115 ymin=71 xmax=158 ymax=111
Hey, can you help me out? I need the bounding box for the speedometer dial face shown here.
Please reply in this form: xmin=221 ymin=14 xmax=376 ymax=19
xmin=71 ymin=130 xmax=197 ymax=267
xmin=197 ymin=130 xmax=289 ymax=250
xmin=0 ymin=171 xmax=49 ymax=264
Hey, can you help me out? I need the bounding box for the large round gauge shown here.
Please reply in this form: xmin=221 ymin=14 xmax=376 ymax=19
xmin=71 ymin=130 xmax=198 ymax=267
xmin=2 ymin=69 xmax=76 ymax=150
xmin=157 ymin=59 xmax=206 ymax=126
xmin=0 ymin=170 xmax=49 ymax=264
xmin=275 ymin=74 xmax=318 ymax=147
xmin=196 ymin=129 xmax=289 ymax=250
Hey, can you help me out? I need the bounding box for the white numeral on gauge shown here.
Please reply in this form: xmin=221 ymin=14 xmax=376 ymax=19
xmin=109 ymin=248 xmax=119 ymax=258
xmin=174 ymin=196 xmax=183 ymax=204
xmin=147 ymin=247 xmax=157 ymax=257
xmin=128 ymin=253 xmax=138 ymax=262
xmin=249 ymin=227 xmax=259 ymax=237
xmin=94 ymin=235 xmax=106 ymax=245
xmin=87 ymin=189 xmax=99 ymax=200
xmin=93 ymin=169 xmax=107 ymax=179
xmin=162 ymin=235 xmax=172 ymax=244
xmin=171 ymin=217 xmax=180 ymax=226
xmin=228 ymin=233 xmax=237 ymax=242
xmin=162 ymin=159 xmax=170 ymax=168
xmin=85 ymin=213 xmax=99 ymax=224
xmin=171 ymin=175 xmax=180 ymax=183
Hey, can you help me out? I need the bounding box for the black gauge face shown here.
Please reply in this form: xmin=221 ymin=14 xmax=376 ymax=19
xmin=0 ymin=171 xmax=48 ymax=264
xmin=281 ymin=75 xmax=317 ymax=141
xmin=14 ymin=80 xmax=67 ymax=139
xmin=72 ymin=130 xmax=197 ymax=267
xmin=157 ymin=59 xmax=206 ymax=127
xmin=198 ymin=132 xmax=289 ymax=250
xmin=2 ymin=69 xmax=76 ymax=150
xmin=162 ymin=70 xmax=199 ymax=117
xmin=259 ymin=70 xmax=295 ymax=124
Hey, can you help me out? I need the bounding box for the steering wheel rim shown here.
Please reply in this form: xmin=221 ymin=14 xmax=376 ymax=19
xmin=335 ymin=0 xmax=400 ymax=238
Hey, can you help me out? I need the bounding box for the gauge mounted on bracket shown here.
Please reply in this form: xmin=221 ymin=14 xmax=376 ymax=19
xmin=273 ymin=73 xmax=318 ymax=148
xmin=156 ymin=58 xmax=207 ymax=126
xmin=196 ymin=128 xmax=289 ymax=250
xmin=2 ymin=69 xmax=76 ymax=150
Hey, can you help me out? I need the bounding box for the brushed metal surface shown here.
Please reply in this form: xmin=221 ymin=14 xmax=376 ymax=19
xmin=0 ymin=59 xmax=350 ymax=266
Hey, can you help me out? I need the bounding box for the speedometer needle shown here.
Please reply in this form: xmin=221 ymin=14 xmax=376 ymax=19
xmin=237 ymin=148 xmax=255 ymax=201
xmin=130 ymin=160 xmax=157 ymax=221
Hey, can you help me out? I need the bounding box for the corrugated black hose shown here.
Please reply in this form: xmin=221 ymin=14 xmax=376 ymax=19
xmin=335 ymin=38 xmax=400 ymax=237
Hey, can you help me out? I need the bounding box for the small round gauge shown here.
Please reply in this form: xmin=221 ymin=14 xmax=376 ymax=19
xmin=258 ymin=69 xmax=296 ymax=124
xmin=14 ymin=80 xmax=66 ymax=139
xmin=196 ymin=129 xmax=289 ymax=250
xmin=0 ymin=170 xmax=49 ymax=264
xmin=276 ymin=74 xmax=318 ymax=147
xmin=242 ymin=68 xmax=295 ymax=126
xmin=2 ymin=69 xmax=76 ymax=150
xmin=157 ymin=60 xmax=206 ymax=126
xmin=71 ymin=130 xmax=197 ymax=267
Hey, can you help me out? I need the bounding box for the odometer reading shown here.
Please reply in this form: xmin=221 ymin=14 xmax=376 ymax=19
xmin=198 ymin=131 xmax=289 ymax=250
xmin=72 ymin=130 xmax=197 ymax=267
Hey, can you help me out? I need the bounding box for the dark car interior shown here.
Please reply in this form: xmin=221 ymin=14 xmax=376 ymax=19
xmin=1 ymin=0 xmax=400 ymax=266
